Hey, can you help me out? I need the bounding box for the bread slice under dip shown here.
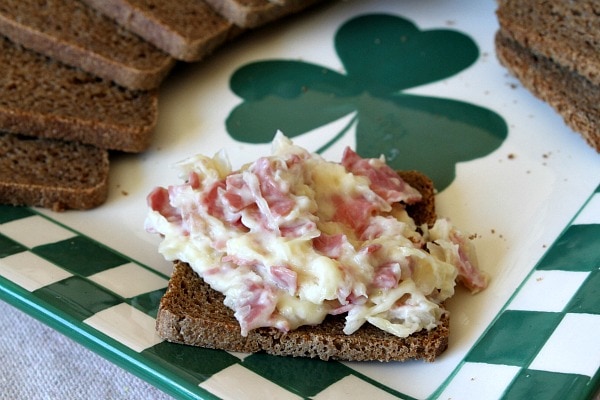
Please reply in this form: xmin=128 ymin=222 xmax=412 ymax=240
xmin=155 ymin=170 xmax=454 ymax=362
xmin=158 ymin=259 xmax=450 ymax=362
xmin=0 ymin=132 xmax=109 ymax=211
xmin=495 ymin=0 xmax=600 ymax=152
xmin=0 ymin=0 xmax=175 ymax=90
xmin=202 ymin=0 xmax=327 ymax=29
xmin=0 ymin=36 xmax=158 ymax=153
xmin=80 ymin=0 xmax=240 ymax=62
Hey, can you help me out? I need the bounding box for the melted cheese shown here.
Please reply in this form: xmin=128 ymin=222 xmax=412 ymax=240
xmin=146 ymin=132 xmax=487 ymax=337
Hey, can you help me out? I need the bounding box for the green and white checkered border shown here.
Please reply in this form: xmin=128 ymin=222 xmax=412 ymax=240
xmin=435 ymin=183 xmax=600 ymax=400
xmin=0 ymin=181 xmax=598 ymax=400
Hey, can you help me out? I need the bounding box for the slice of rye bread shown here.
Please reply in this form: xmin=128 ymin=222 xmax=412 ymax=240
xmin=495 ymin=31 xmax=600 ymax=152
xmin=80 ymin=0 xmax=242 ymax=62
xmin=0 ymin=132 xmax=109 ymax=211
xmin=0 ymin=36 xmax=158 ymax=153
xmin=496 ymin=0 xmax=600 ymax=87
xmin=203 ymin=0 xmax=327 ymax=29
xmin=0 ymin=0 xmax=175 ymax=90
xmin=156 ymin=170 xmax=451 ymax=362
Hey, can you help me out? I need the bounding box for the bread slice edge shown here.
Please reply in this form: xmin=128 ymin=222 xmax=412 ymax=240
xmin=155 ymin=170 xmax=450 ymax=362
xmin=495 ymin=30 xmax=600 ymax=152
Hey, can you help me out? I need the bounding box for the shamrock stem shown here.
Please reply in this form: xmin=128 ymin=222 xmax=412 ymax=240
xmin=315 ymin=114 xmax=358 ymax=154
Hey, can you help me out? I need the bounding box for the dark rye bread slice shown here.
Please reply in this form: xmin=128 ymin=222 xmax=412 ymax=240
xmin=0 ymin=0 xmax=175 ymax=90
xmin=80 ymin=0 xmax=241 ymax=62
xmin=156 ymin=170 xmax=450 ymax=362
xmin=203 ymin=0 xmax=327 ymax=29
xmin=0 ymin=36 xmax=158 ymax=153
xmin=0 ymin=133 xmax=109 ymax=211
xmin=496 ymin=0 xmax=600 ymax=86
xmin=495 ymin=32 xmax=600 ymax=152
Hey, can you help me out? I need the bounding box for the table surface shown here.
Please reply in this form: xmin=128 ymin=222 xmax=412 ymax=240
xmin=0 ymin=300 xmax=173 ymax=399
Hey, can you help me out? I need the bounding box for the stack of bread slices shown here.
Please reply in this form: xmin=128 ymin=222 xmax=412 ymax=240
xmin=495 ymin=0 xmax=600 ymax=153
xmin=0 ymin=0 xmax=326 ymax=211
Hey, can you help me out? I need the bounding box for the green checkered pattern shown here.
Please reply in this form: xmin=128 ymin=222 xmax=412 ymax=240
xmin=0 ymin=181 xmax=598 ymax=400
xmin=435 ymin=183 xmax=600 ymax=400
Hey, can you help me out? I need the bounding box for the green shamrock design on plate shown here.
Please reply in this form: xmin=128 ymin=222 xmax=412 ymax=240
xmin=226 ymin=14 xmax=508 ymax=191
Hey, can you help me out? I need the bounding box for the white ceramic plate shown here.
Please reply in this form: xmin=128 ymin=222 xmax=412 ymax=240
xmin=0 ymin=1 xmax=598 ymax=399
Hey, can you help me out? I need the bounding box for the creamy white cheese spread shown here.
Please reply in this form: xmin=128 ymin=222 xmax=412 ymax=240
xmin=146 ymin=133 xmax=488 ymax=338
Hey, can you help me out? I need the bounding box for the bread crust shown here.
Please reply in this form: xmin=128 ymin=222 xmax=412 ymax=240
xmin=80 ymin=0 xmax=239 ymax=62
xmin=0 ymin=0 xmax=175 ymax=90
xmin=156 ymin=170 xmax=450 ymax=362
xmin=495 ymin=31 xmax=599 ymax=152
xmin=0 ymin=133 xmax=109 ymax=211
xmin=0 ymin=36 xmax=158 ymax=153
xmin=496 ymin=0 xmax=600 ymax=86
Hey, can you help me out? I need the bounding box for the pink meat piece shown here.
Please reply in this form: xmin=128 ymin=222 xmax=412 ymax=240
xmin=341 ymin=147 xmax=422 ymax=204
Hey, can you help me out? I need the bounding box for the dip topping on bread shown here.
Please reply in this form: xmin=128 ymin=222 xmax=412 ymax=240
xmin=146 ymin=133 xmax=487 ymax=338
